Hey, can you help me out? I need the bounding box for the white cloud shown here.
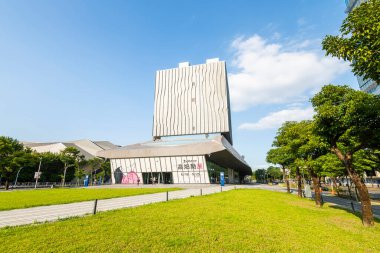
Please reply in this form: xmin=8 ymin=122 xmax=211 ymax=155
xmin=229 ymin=35 xmax=349 ymax=111
xmin=297 ymin=17 xmax=307 ymax=26
xmin=239 ymin=107 xmax=315 ymax=131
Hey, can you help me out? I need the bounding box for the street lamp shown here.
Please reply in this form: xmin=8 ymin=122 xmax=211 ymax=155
xmin=34 ymin=157 xmax=42 ymax=189
xmin=13 ymin=167 xmax=25 ymax=188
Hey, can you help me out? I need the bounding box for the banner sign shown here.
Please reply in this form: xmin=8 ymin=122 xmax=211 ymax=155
xmin=220 ymin=172 xmax=225 ymax=186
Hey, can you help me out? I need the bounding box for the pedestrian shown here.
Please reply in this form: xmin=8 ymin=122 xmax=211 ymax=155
xmin=137 ymin=177 xmax=140 ymax=186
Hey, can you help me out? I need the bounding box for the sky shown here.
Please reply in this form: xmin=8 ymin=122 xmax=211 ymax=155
xmin=0 ymin=0 xmax=358 ymax=170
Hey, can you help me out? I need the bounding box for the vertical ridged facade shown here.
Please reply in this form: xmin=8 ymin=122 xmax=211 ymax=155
xmin=110 ymin=155 xmax=210 ymax=184
xmin=153 ymin=61 xmax=232 ymax=143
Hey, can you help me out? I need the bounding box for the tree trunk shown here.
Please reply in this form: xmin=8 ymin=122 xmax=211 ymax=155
xmin=349 ymin=169 xmax=374 ymax=226
xmin=296 ymin=167 xmax=302 ymax=197
xmin=310 ymin=170 xmax=322 ymax=207
xmin=332 ymin=147 xmax=374 ymax=227
xmin=354 ymin=185 xmax=360 ymax=202
xmin=282 ymin=167 xmax=290 ymax=193
xmin=5 ymin=180 xmax=9 ymax=190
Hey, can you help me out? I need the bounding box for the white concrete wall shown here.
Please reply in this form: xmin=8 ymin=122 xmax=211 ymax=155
xmin=110 ymin=155 xmax=210 ymax=184
xmin=153 ymin=60 xmax=232 ymax=139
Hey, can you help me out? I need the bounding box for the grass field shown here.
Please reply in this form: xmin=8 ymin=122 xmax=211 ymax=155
xmin=0 ymin=188 xmax=180 ymax=210
xmin=0 ymin=189 xmax=379 ymax=252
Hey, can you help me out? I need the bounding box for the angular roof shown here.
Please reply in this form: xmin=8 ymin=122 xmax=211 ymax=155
xmin=23 ymin=139 xmax=119 ymax=160
xmin=97 ymin=136 xmax=251 ymax=175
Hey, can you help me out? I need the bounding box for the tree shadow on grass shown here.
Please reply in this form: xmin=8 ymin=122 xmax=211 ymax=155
xmin=328 ymin=205 xmax=380 ymax=224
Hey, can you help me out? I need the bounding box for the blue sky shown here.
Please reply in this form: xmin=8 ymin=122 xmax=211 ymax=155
xmin=0 ymin=0 xmax=357 ymax=169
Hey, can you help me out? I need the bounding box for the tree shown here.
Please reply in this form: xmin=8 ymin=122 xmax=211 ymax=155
xmin=322 ymin=0 xmax=380 ymax=84
xmin=352 ymin=149 xmax=380 ymax=189
xmin=272 ymin=121 xmax=308 ymax=197
xmin=0 ymin=137 xmax=36 ymax=190
xmin=59 ymin=147 xmax=83 ymax=187
xmin=294 ymin=121 xmax=331 ymax=207
xmin=266 ymin=166 xmax=282 ymax=181
xmin=254 ymin=169 xmax=266 ymax=183
xmin=354 ymin=149 xmax=380 ymax=174
xmin=38 ymin=152 xmax=65 ymax=182
xmin=100 ymin=160 xmax=111 ymax=182
xmin=84 ymin=157 xmax=103 ymax=185
xmin=311 ymin=84 xmax=380 ymax=226
xmin=318 ymin=153 xmax=346 ymax=196
xmin=266 ymin=147 xmax=292 ymax=193
xmin=75 ymin=159 xmax=87 ymax=186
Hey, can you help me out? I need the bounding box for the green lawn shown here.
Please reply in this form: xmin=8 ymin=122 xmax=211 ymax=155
xmin=0 ymin=189 xmax=379 ymax=252
xmin=0 ymin=188 xmax=180 ymax=210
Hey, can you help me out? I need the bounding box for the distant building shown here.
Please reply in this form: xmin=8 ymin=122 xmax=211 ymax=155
xmin=23 ymin=139 xmax=119 ymax=159
xmin=345 ymin=0 xmax=380 ymax=95
xmin=98 ymin=59 xmax=252 ymax=185
xmin=345 ymin=0 xmax=366 ymax=12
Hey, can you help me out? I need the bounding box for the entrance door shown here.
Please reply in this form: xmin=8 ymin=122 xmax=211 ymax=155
xmin=142 ymin=173 xmax=152 ymax=184
xmin=142 ymin=172 xmax=172 ymax=184
xmin=162 ymin=172 xmax=173 ymax=184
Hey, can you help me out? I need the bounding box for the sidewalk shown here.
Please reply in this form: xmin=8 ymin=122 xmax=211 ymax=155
xmin=0 ymin=185 xmax=235 ymax=228
xmin=249 ymin=184 xmax=380 ymax=219
xmin=321 ymin=193 xmax=380 ymax=219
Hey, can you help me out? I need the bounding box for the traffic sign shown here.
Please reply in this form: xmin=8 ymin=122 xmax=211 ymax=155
xmin=34 ymin=172 xmax=42 ymax=179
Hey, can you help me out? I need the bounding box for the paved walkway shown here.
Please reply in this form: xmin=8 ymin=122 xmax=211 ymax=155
xmin=248 ymin=184 xmax=380 ymax=219
xmin=1 ymin=184 xmax=378 ymax=228
xmin=0 ymin=185 xmax=235 ymax=228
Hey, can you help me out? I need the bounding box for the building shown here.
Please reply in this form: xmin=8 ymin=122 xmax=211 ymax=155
xmin=24 ymin=139 xmax=119 ymax=159
xmin=97 ymin=59 xmax=252 ymax=184
xmin=345 ymin=0 xmax=380 ymax=95
xmin=345 ymin=0 xmax=368 ymax=12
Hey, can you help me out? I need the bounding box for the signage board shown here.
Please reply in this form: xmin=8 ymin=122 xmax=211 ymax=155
xmin=34 ymin=172 xmax=42 ymax=179
xmin=220 ymin=172 xmax=225 ymax=186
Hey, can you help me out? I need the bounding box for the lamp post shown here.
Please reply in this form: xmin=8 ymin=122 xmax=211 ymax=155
xmin=13 ymin=167 xmax=25 ymax=188
xmin=34 ymin=157 xmax=42 ymax=189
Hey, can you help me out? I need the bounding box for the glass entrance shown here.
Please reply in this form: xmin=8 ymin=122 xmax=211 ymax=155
xmin=162 ymin=172 xmax=172 ymax=184
xmin=142 ymin=172 xmax=173 ymax=184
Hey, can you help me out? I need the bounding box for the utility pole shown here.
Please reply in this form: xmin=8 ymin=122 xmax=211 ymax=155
xmin=34 ymin=157 xmax=42 ymax=189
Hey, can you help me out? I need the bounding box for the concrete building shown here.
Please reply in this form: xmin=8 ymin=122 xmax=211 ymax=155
xmin=24 ymin=139 xmax=118 ymax=159
xmin=98 ymin=59 xmax=252 ymax=185
xmin=345 ymin=0 xmax=380 ymax=95
xmin=153 ymin=59 xmax=233 ymax=144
